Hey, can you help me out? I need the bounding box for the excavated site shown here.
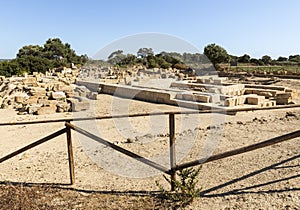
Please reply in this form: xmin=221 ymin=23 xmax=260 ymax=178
xmin=0 ymin=66 xmax=300 ymax=209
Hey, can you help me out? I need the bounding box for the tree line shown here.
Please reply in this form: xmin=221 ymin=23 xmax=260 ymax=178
xmin=1 ymin=39 xmax=299 ymax=77
xmin=0 ymin=38 xmax=88 ymax=77
xmin=203 ymin=43 xmax=300 ymax=67
xmin=107 ymin=43 xmax=300 ymax=69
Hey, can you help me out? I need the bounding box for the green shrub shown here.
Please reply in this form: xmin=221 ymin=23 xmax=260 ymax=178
xmin=156 ymin=166 xmax=202 ymax=208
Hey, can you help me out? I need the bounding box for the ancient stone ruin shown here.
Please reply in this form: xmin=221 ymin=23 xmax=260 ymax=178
xmin=0 ymin=67 xmax=99 ymax=115
xmin=1 ymin=64 xmax=299 ymax=115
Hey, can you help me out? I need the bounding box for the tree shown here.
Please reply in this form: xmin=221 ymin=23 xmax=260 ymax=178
xmin=277 ymin=56 xmax=288 ymax=62
xmin=203 ymin=44 xmax=230 ymax=65
xmin=0 ymin=37 xmax=87 ymax=76
xmin=289 ymin=55 xmax=300 ymax=63
xmin=137 ymin=48 xmax=154 ymax=58
xmin=238 ymin=54 xmax=251 ymax=63
xmin=108 ymin=50 xmax=124 ymax=59
xmin=261 ymin=55 xmax=272 ymax=65
xmin=250 ymin=58 xmax=264 ymax=66
xmin=17 ymin=45 xmax=43 ymax=58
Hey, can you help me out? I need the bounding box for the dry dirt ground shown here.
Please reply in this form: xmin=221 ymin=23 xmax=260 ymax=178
xmin=0 ymin=79 xmax=299 ymax=209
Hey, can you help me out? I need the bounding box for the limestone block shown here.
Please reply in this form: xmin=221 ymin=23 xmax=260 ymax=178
xmin=56 ymin=101 xmax=70 ymax=112
xmin=276 ymin=98 xmax=291 ymax=105
xmin=262 ymin=100 xmax=276 ymax=107
xmin=15 ymin=96 xmax=25 ymax=103
xmin=246 ymin=95 xmax=265 ymax=105
xmin=27 ymin=104 xmax=43 ymax=114
xmin=72 ymin=100 xmax=90 ymax=112
xmin=212 ymin=78 xmax=227 ymax=85
xmin=37 ymin=106 xmax=57 ymax=115
xmin=29 ymin=87 xmax=46 ymax=96
xmin=24 ymin=96 xmax=39 ymax=105
xmin=87 ymin=92 xmax=99 ymax=100
xmin=224 ymin=98 xmax=236 ymax=107
xmin=210 ymin=94 xmax=221 ymax=103
xmin=22 ymin=77 xmax=38 ymax=87
xmin=236 ymin=96 xmax=246 ymax=105
xmin=258 ymin=91 xmax=273 ymax=98
xmin=37 ymin=98 xmax=50 ymax=106
xmin=51 ymin=91 xmax=66 ymax=100
xmin=175 ymin=93 xmax=183 ymax=100
xmin=285 ymin=88 xmax=298 ymax=99
xmin=244 ymin=89 xmax=253 ymax=94
xmin=182 ymin=93 xmax=195 ymax=101
xmin=52 ymin=83 xmax=64 ymax=91
xmin=194 ymin=94 xmax=210 ymax=103
xmin=276 ymin=92 xmax=291 ymax=99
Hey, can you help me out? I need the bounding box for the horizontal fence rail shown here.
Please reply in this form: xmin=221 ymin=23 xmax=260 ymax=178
xmin=173 ymin=129 xmax=300 ymax=172
xmin=1 ymin=103 xmax=300 ymax=126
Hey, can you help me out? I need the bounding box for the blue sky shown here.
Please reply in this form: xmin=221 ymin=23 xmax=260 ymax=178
xmin=1 ymin=0 xmax=299 ymax=59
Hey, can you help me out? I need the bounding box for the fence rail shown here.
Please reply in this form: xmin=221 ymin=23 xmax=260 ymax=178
xmin=0 ymin=110 xmax=300 ymax=190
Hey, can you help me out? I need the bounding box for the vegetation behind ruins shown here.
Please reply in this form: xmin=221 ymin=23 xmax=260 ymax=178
xmin=0 ymin=38 xmax=88 ymax=77
xmin=1 ymin=39 xmax=300 ymax=77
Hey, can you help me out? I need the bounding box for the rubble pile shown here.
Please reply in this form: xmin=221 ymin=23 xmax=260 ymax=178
xmin=0 ymin=68 xmax=98 ymax=115
xmin=78 ymin=64 xmax=187 ymax=84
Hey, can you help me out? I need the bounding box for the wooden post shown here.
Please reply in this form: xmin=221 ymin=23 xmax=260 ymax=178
xmin=169 ymin=114 xmax=176 ymax=191
xmin=66 ymin=121 xmax=75 ymax=185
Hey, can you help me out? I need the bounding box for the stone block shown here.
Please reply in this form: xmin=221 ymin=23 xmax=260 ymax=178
xmin=285 ymin=88 xmax=298 ymax=99
xmin=246 ymin=95 xmax=265 ymax=105
xmin=29 ymin=87 xmax=46 ymax=96
xmin=37 ymin=97 xmax=51 ymax=106
xmin=37 ymin=106 xmax=57 ymax=115
xmin=194 ymin=94 xmax=210 ymax=103
xmin=276 ymin=92 xmax=292 ymax=99
xmin=182 ymin=93 xmax=195 ymax=101
xmin=175 ymin=93 xmax=183 ymax=100
xmin=210 ymin=94 xmax=221 ymax=103
xmin=244 ymin=89 xmax=253 ymax=94
xmin=262 ymin=100 xmax=276 ymax=107
xmin=15 ymin=96 xmax=25 ymax=103
xmin=56 ymin=101 xmax=70 ymax=112
xmin=212 ymin=78 xmax=227 ymax=85
xmin=87 ymin=92 xmax=99 ymax=100
xmin=276 ymin=98 xmax=291 ymax=105
xmin=22 ymin=77 xmax=38 ymax=87
xmin=51 ymin=91 xmax=66 ymax=100
xmin=236 ymin=96 xmax=246 ymax=105
xmin=224 ymin=98 xmax=236 ymax=107
xmin=24 ymin=96 xmax=38 ymax=105
xmin=258 ymin=91 xmax=273 ymax=98
xmin=27 ymin=104 xmax=42 ymax=114
xmin=72 ymin=100 xmax=90 ymax=112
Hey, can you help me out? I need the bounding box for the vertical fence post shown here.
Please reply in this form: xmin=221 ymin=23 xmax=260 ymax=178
xmin=169 ymin=113 xmax=176 ymax=191
xmin=66 ymin=121 xmax=75 ymax=185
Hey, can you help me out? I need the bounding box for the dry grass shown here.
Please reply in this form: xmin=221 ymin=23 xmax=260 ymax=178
xmin=0 ymin=182 xmax=171 ymax=210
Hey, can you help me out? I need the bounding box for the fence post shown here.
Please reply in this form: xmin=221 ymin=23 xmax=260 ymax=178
xmin=169 ymin=114 xmax=176 ymax=191
xmin=66 ymin=121 xmax=75 ymax=185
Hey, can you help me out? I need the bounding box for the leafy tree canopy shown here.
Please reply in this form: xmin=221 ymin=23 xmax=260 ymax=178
xmin=0 ymin=38 xmax=88 ymax=76
xmin=203 ymin=43 xmax=230 ymax=65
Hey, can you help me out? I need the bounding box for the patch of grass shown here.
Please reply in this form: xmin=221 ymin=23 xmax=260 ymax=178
xmin=0 ymin=183 xmax=168 ymax=210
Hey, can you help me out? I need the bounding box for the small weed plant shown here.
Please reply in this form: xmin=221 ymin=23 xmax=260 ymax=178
xmin=156 ymin=166 xmax=202 ymax=208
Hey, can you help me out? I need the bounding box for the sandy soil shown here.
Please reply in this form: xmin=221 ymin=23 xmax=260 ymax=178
xmin=0 ymin=79 xmax=299 ymax=209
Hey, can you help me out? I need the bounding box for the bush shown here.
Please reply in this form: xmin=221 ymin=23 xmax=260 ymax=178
xmin=156 ymin=166 xmax=202 ymax=209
